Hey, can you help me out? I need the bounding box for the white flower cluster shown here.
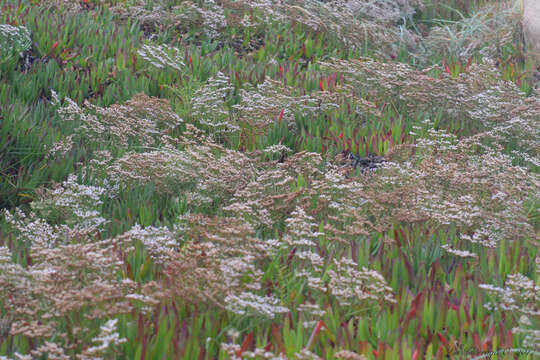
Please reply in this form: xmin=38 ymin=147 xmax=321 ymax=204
xmin=224 ymin=292 xmax=289 ymax=319
xmin=81 ymin=319 xmax=127 ymax=358
xmin=118 ymin=224 xmax=178 ymax=265
xmin=220 ymin=342 xmax=289 ymax=360
xmin=327 ymin=258 xmax=397 ymax=306
xmin=233 ymin=79 xmax=317 ymax=125
xmin=330 ymin=0 xmax=423 ymax=23
xmin=3 ymin=208 xmax=63 ymax=249
xmin=0 ymin=246 xmax=11 ymax=264
xmin=240 ymin=0 xmax=421 ymax=58
xmin=284 ymin=207 xmax=326 ymax=287
xmin=51 ymin=91 xmax=183 ymax=149
xmin=0 ymin=24 xmax=31 ymax=63
xmin=220 ymin=255 xmax=264 ymax=289
xmin=263 ymin=144 xmax=293 ymax=156
xmin=191 ymin=71 xmax=239 ymax=135
xmin=480 ymin=258 xmax=540 ymax=350
xmin=137 ymin=43 xmax=185 ymax=71
xmin=196 ymin=0 xmax=227 ymax=40
xmin=441 ymin=244 xmax=478 ymax=259
xmin=298 ymin=302 xmax=326 ymax=329
xmin=0 ymin=353 xmax=33 ymax=360
xmin=30 ymin=174 xmax=109 ymax=233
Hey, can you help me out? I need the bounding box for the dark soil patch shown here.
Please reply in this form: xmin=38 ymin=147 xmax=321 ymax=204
xmin=338 ymin=151 xmax=385 ymax=172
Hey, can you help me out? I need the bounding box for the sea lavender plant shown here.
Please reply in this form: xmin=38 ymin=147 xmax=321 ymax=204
xmin=0 ymin=24 xmax=31 ymax=65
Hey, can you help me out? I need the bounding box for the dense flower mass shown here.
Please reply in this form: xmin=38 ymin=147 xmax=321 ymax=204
xmin=0 ymin=24 xmax=31 ymax=63
xmin=50 ymin=91 xmax=183 ymax=150
xmin=0 ymin=0 xmax=538 ymax=358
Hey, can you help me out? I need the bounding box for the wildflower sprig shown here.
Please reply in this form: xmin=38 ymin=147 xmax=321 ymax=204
xmin=0 ymin=24 xmax=31 ymax=66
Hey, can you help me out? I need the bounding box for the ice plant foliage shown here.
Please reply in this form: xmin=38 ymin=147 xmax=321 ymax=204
xmin=0 ymin=0 xmax=539 ymax=358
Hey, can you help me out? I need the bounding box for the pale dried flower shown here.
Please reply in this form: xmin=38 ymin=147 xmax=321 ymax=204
xmin=77 ymin=319 xmax=127 ymax=359
xmin=441 ymin=244 xmax=478 ymax=259
xmin=334 ymin=350 xmax=367 ymax=360
xmin=52 ymin=91 xmax=182 ymax=150
xmin=137 ymin=43 xmax=185 ymax=71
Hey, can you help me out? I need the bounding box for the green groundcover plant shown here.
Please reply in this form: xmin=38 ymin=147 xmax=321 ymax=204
xmin=0 ymin=0 xmax=538 ymax=359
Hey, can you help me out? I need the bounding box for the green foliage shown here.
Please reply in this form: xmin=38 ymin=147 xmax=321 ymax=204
xmin=0 ymin=0 xmax=538 ymax=359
